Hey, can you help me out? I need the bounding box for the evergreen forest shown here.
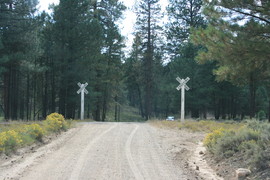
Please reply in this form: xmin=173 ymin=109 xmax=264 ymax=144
xmin=0 ymin=0 xmax=269 ymax=121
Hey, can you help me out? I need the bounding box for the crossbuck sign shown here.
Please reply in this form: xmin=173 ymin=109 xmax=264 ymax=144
xmin=176 ymin=77 xmax=190 ymax=121
xmin=77 ymin=82 xmax=88 ymax=120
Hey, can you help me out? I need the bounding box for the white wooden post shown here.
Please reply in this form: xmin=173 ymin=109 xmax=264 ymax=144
xmin=181 ymin=84 xmax=185 ymax=120
xmin=77 ymin=82 xmax=88 ymax=120
xmin=81 ymin=88 xmax=84 ymax=120
xmin=176 ymin=77 xmax=190 ymax=122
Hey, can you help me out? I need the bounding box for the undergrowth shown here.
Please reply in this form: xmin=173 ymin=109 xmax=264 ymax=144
xmin=0 ymin=113 xmax=72 ymax=155
xmin=203 ymin=120 xmax=270 ymax=171
xmin=153 ymin=119 xmax=270 ymax=171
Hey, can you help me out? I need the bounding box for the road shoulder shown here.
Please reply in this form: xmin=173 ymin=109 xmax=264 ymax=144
xmin=148 ymin=121 xmax=223 ymax=180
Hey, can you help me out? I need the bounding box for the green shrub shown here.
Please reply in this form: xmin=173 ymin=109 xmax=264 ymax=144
xmin=214 ymin=128 xmax=260 ymax=158
xmin=203 ymin=128 xmax=227 ymax=153
xmin=204 ymin=120 xmax=270 ymax=170
xmin=23 ymin=124 xmax=44 ymax=142
xmin=0 ymin=113 xmax=72 ymax=155
xmin=0 ymin=130 xmax=22 ymax=154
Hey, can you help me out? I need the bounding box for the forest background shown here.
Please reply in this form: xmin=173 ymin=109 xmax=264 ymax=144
xmin=0 ymin=0 xmax=269 ymax=122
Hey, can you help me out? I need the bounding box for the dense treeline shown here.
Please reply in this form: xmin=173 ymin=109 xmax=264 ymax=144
xmin=124 ymin=0 xmax=270 ymax=120
xmin=0 ymin=0 xmax=125 ymax=121
xmin=0 ymin=0 xmax=269 ymax=121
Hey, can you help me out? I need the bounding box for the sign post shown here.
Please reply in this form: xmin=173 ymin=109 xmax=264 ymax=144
xmin=176 ymin=77 xmax=190 ymax=121
xmin=77 ymin=82 xmax=88 ymax=120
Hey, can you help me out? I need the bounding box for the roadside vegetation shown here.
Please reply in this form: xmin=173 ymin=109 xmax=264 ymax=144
xmin=155 ymin=119 xmax=270 ymax=175
xmin=152 ymin=119 xmax=244 ymax=132
xmin=0 ymin=113 xmax=72 ymax=155
xmin=204 ymin=120 xmax=270 ymax=172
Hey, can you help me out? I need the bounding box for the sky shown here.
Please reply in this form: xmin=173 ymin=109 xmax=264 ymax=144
xmin=38 ymin=0 xmax=168 ymax=53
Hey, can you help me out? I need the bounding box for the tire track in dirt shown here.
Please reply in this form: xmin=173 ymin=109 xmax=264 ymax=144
xmin=69 ymin=123 xmax=117 ymax=180
xmin=1 ymin=122 xmax=215 ymax=180
xmin=18 ymin=124 xmax=108 ymax=180
xmin=0 ymin=127 xmax=81 ymax=180
xmin=133 ymin=124 xmax=185 ymax=180
xmin=125 ymin=125 xmax=144 ymax=180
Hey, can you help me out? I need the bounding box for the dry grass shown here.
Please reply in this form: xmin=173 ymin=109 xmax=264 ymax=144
xmin=149 ymin=119 xmax=244 ymax=133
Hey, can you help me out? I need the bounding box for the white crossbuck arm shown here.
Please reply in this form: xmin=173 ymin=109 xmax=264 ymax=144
xmin=176 ymin=77 xmax=190 ymax=91
xmin=77 ymin=82 xmax=88 ymax=94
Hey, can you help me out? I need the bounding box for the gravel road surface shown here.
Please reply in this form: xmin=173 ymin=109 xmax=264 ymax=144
xmin=0 ymin=122 xmax=220 ymax=180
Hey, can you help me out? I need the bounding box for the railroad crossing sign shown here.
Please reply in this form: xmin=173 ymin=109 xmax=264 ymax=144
xmin=77 ymin=82 xmax=88 ymax=120
xmin=176 ymin=77 xmax=190 ymax=121
xmin=176 ymin=77 xmax=190 ymax=91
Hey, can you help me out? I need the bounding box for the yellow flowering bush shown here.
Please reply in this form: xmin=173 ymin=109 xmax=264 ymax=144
xmin=203 ymin=128 xmax=227 ymax=152
xmin=23 ymin=124 xmax=44 ymax=142
xmin=204 ymin=124 xmax=262 ymax=157
xmin=0 ymin=113 xmax=72 ymax=155
xmin=45 ymin=113 xmax=67 ymax=132
xmin=0 ymin=132 xmax=6 ymax=152
xmin=0 ymin=130 xmax=22 ymax=154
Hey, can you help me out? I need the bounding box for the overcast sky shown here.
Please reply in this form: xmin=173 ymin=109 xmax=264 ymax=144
xmin=38 ymin=0 xmax=168 ymax=53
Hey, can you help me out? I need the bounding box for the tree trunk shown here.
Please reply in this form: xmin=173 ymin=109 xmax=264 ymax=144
xmin=33 ymin=74 xmax=36 ymax=120
xmin=268 ymin=100 xmax=270 ymax=122
xmin=59 ymin=81 xmax=66 ymax=117
xmin=3 ymin=70 xmax=10 ymax=120
xmin=87 ymin=103 xmax=90 ymax=119
xmin=118 ymin=104 xmax=120 ymax=122
xmin=115 ymin=96 xmax=118 ymax=121
xmin=42 ymin=71 xmax=48 ymax=118
xmin=144 ymin=1 xmax=153 ymax=120
xmin=26 ymin=73 xmax=30 ymax=120
xmin=137 ymin=84 xmax=144 ymax=118
xmin=203 ymin=108 xmax=207 ymax=119
xmin=165 ymin=92 xmax=169 ymax=118
xmin=19 ymin=74 xmax=24 ymax=120
xmin=102 ymin=84 xmax=109 ymax=121
xmin=95 ymin=103 xmax=101 ymax=121
xmin=249 ymin=74 xmax=256 ymax=118
xmin=221 ymin=99 xmax=226 ymax=120
xmin=11 ymin=68 xmax=19 ymax=120
xmin=20 ymin=91 xmax=24 ymax=120
xmin=215 ymin=99 xmax=220 ymax=120
xmin=50 ymin=58 xmax=56 ymax=113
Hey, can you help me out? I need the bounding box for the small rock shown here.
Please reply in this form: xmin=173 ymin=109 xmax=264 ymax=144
xmin=235 ymin=168 xmax=251 ymax=179
xmin=199 ymin=151 xmax=204 ymax=155
xmin=196 ymin=166 xmax=199 ymax=171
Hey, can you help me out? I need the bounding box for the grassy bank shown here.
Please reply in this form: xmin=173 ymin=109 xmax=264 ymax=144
xmin=0 ymin=113 xmax=73 ymax=155
xmin=151 ymin=119 xmax=244 ymax=132
xmin=203 ymin=120 xmax=270 ymax=171
xmin=153 ymin=119 xmax=270 ymax=174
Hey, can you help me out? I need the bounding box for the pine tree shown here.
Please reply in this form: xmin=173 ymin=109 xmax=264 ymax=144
xmin=0 ymin=0 xmax=39 ymax=120
xmin=134 ymin=0 xmax=162 ymax=119
xmin=166 ymin=0 xmax=204 ymax=56
xmin=124 ymin=33 xmax=144 ymax=117
xmin=191 ymin=0 xmax=270 ymax=118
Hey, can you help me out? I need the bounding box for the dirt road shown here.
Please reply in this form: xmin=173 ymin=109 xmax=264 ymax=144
xmin=0 ymin=122 xmax=220 ymax=180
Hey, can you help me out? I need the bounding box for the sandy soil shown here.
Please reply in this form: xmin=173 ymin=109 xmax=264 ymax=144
xmin=0 ymin=122 xmax=221 ymax=180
